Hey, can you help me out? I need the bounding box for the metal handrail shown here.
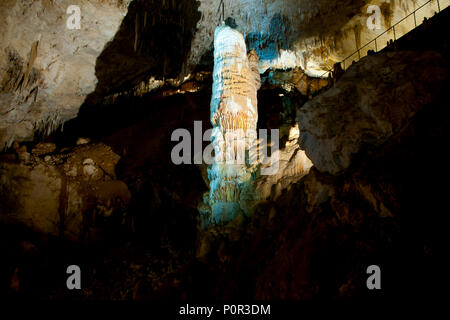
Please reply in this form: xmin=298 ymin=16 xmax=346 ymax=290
xmin=319 ymin=0 xmax=442 ymax=78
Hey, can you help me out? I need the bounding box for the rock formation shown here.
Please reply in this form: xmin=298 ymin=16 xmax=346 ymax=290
xmin=297 ymin=50 xmax=448 ymax=175
xmin=189 ymin=0 xmax=444 ymax=76
xmin=0 ymin=0 xmax=448 ymax=302
xmin=0 ymin=0 xmax=132 ymax=148
xmin=206 ymin=24 xmax=260 ymax=223
xmin=194 ymin=46 xmax=449 ymax=299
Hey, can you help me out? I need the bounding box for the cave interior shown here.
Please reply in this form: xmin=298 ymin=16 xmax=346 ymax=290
xmin=0 ymin=0 xmax=449 ymax=304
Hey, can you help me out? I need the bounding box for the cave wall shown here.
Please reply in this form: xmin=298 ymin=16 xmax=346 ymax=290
xmin=85 ymin=0 xmax=201 ymax=103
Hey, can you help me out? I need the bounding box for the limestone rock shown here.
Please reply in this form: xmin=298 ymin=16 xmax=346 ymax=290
xmin=16 ymin=145 xmax=31 ymax=163
xmin=189 ymin=0 xmax=372 ymax=74
xmin=0 ymin=162 xmax=62 ymax=237
xmin=64 ymin=143 xmax=120 ymax=179
xmin=0 ymin=142 xmax=128 ymax=242
xmin=263 ymin=68 xmax=329 ymax=96
xmin=291 ymin=68 xmax=329 ymax=96
xmin=297 ymin=51 xmax=448 ymax=175
xmin=1 ymin=0 xmax=442 ymax=150
xmin=254 ymin=124 xmax=313 ymax=203
xmin=188 ymin=0 xmax=441 ymax=76
xmin=82 ymin=158 xmax=101 ymax=179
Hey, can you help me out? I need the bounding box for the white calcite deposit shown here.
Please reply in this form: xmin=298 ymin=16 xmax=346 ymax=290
xmin=208 ymin=24 xmax=260 ymax=223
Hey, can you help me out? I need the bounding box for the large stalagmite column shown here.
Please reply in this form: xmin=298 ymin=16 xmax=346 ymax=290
xmin=208 ymin=23 xmax=260 ymax=223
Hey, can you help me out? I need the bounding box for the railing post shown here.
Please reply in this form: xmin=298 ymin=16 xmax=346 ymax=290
xmin=375 ymin=38 xmax=377 ymax=52
xmin=437 ymin=0 xmax=441 ymax=12
xmin=393 ymin=26 xmax=396 ymax=41
xmin=413 ymin=11 xmax=417 ymax=27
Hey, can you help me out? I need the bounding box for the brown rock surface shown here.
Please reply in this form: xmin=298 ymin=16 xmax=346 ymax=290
xmin=0 ymin=142 xmax=129 ymax=241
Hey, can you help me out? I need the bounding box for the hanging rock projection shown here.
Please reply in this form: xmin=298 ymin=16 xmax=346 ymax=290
xmin=208 ymin=23 xmax=261 ymax=223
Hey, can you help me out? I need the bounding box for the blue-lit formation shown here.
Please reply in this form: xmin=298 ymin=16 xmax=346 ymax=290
xmin=206 ymin=23 xmax=261 ymax=224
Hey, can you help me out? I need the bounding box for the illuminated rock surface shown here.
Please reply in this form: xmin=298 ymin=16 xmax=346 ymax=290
xmin=207 ymin=25 xmax=260 ymax=223
xmin=0 ymin=0 xmax=449 ymax=301
xmin=2 ymin=0 xmax=446 ymax=147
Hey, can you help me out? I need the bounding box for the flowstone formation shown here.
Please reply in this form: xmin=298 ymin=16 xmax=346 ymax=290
xmin=206 ymin=24 xmax=261 ymax=224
